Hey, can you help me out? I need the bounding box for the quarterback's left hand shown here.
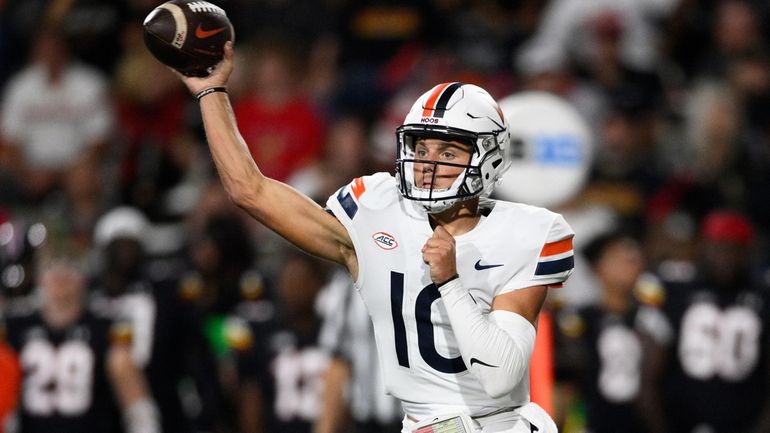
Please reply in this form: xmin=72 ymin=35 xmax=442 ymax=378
xmin=422 ymin=226 xmax=458 ymax=285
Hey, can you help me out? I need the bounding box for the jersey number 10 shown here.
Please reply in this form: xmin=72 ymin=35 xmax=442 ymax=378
xmin=390 ymin=271 xmax=467 ymax=374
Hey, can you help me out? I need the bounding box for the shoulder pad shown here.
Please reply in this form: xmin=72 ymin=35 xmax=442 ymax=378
xmin=347 ymin=173 xmax=400 ymax=210
xmin=224 ymin=316 xmax=254 ymax=352
xmin=634 ymin=272 xmax=666 ymax=306
xmin=557 ymin=309 xmax=585 ymax=338
xmin=240 ymin=270 xmax=265 ymax=301
xmin=326 ymin=172 xmax=399 ymax=223
xmin=109 ymin=320 xmax=133 ymax=346
xmin=178 ymin=272 xmax=204 ymax=301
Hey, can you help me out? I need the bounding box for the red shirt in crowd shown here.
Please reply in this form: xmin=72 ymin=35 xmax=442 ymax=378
xmin=234 ymin=97 xmax=325 ymax=182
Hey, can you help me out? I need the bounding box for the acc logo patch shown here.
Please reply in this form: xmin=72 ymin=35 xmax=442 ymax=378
xmin=372 ymin=231 xmax=398 ymax=250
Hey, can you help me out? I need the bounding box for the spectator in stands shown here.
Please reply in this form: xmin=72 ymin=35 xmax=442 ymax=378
xmin=580 ymin=97 xmax=663 ymax=237
xmin=0 ymin=26 xmax=112 ymax=205
xmin=233 ymin=33 xmax=325 ymax=182
xmin=331 ymin=0 xmax=439 ymax=119
xmin=516 ymin=0 xmax=679 ymax=74
xmin=288 ymin=115 xmax=373 ymax=203
xmin=113 ymin=22 xmax=207 ymax=221
xmin=40 ymin=0 xmax=131 ymax=74
xmin=697 ymin=0 xmax=765 ymax=80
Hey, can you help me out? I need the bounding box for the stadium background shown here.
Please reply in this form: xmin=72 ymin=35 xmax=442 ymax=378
xmin=2 ymin=1 xmax=770 ymax=432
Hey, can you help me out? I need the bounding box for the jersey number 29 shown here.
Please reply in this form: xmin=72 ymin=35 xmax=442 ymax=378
xmin=20 ymin=340 xmax=94 ymax=416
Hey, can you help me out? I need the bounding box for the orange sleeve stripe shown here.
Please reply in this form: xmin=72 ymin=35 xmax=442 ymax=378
xmin=540 ymin=236 xmax=573 ymax=257
xmin=351 ymin=177 xmax=366 ymax=199
xmin=421 ymin=83 xmax=451 ymax=117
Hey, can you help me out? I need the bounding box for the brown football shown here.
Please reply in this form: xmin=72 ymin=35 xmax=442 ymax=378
xmin=143 ymin=0 xmax=234 ymax=77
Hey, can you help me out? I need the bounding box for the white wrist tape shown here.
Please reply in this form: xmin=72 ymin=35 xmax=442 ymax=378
xmin=438 ymin=278 xmax=536 ymax=398
xmin=124 ymin=398 xmax=161 ymax=433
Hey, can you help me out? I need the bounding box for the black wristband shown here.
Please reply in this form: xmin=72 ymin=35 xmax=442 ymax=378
xmin=195 ymin=86 xmax=227 ymax=100
xmin=435 ymin=274 xmax=459 ymax=289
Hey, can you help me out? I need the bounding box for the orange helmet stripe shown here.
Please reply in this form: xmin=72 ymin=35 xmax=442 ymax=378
xmin=421 ymin=82 xmax=453 ymax=117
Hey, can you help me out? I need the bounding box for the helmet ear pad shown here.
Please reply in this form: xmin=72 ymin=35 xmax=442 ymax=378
xmin=477 ymin=152 xmax=506 ymax=196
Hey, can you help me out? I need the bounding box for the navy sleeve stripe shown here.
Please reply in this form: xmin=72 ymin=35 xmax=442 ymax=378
xmin=336 ymin=188 xmax=358 ymax=219
xmin=535 ymin=255 xmax=574 ymax=276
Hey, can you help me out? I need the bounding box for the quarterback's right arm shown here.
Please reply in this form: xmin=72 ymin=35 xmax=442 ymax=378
xmin=178 ymin=43 xmax=356 ymax=273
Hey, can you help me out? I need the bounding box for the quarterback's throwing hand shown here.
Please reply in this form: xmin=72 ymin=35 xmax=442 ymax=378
xmin=177 ymin=41 xmax=235 ymax=96
xmin=422 ymin=226 xmax=458 ymax=285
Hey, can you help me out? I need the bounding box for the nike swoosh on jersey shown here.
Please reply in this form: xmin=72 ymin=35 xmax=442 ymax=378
xmin=470 ymin=357 xmax=498 ymax=368
xmin=195 ymin=24 xmax=226 ymax=39
xmin=474 ymin=260 xmax=503 ymax=270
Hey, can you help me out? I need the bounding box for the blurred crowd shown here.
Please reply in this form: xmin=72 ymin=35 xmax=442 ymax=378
xmin=1 ymin=0 xmax=770 ymax=433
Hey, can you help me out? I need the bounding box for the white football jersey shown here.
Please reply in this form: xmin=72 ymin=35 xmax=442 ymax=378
xmin=325 ymin=173 xmax=574 ymax=420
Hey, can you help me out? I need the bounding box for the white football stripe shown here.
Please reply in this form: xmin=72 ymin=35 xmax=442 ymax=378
xmin=158 ymin=3 xmax=187 ymax=49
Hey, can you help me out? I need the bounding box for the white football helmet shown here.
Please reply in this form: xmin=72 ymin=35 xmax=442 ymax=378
xmin=94 ymin=206 xmax=149 ymax=248
xmin=396 ymin=82 xmax=511 ymax=213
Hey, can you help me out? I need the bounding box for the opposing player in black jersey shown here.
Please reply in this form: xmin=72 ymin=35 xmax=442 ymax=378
xmin=3 ymin=258 xmax=159 ymax=433
xmin=235 ymin=252 xmax=330 ymax=433
xmin=90 ymin=207 xmax=220 ymax=433
xmin=656 ymin=210 xmax=770 ymax=433
xmin=181 ymin=212 xmax=267 ymax=433
xmin=556 ymin=232 xmax=669 ymax=433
